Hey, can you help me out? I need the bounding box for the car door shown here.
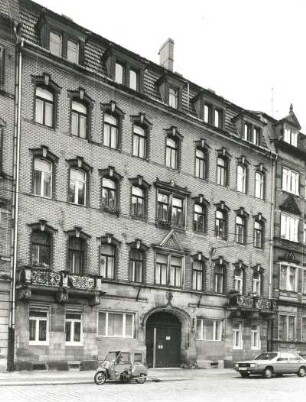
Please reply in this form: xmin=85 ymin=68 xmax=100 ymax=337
xmin=287 ymin=354 xmax=301 ymax=374
xmin=274 ymin=354 xmax=288 ymax=374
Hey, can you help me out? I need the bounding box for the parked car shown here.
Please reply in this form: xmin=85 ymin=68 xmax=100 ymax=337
xmin=234 ymin=351 xmax=306 ymax=378
xmin=94 ymin=350 xmax=147 ymax=385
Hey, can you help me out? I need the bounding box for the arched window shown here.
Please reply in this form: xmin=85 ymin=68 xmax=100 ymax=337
xmin=195 ymin=148 xmax=207 ymax=179
xmin=100 ymin=243 xmax=115 ymax=279
xmin=234 ymin=265 xmax=244 ymax=294
xmin=214 ymin=262 xmax=225 ymax=294
xmin=133 ymin=125 xmax=146 ymax=158
xmin=31 ymin=230 xmax=52 ymax=267
xmin=215 ymin=210 xmax=226 ymax=240
xmin=35 ymin=86 xmax=54 ymax=127
xmin=254 ymin=220 xmax=263 ymax=248
xmin=252 ymin=269 xmax=262 ymax=296
xmin=131 ymin=186 xmax=145 ymax=218
xmin=217 ymin=156 xmax=227 ymax=186
xmin=102 ymin=178 xmax=116 ymax=210
xmin=192 ymin=259 xmax=205 ymax=291
xmin=69 ymin=168 xmax=87 ymax=205
xmin=235 ymin=216 xmax=245 ymax=244
xmin=103 ymin=114 xmax=119 ymax=149
xmin=166 ymin=137 xmax=178 ymax=169
xmin=255 ymin=171 xmax=264 ymax=199
xmin=68 ymin=236 xmax=85 ymax=275
xmin=33 ymin=158 xmax=52 ymax=198
xmin=71 ymin=100 xmax=87 ymax=138
xmin=194 ymin=203 xmax=206 ymax=233
xmin=129 ymin=249 xmax=144 ymax=283
xmin=237 ymin=164 xmax=247 ymax=193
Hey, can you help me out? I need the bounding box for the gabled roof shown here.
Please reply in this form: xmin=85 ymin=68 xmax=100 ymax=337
xmin=277 ymin=105 xmax=301 ymax=130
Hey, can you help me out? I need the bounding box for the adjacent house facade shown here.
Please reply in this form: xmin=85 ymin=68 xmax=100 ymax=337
xmin=2 ymin=0 xmax=305 ymax=371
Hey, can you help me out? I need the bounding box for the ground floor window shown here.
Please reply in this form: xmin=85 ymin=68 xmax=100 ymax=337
xmin=98 ymin=311 xmax=134 ymax=338
xmin=233 ymin=322 xmax=243 ymax=349
xmin=196 ymin=318 xmax=222 ymax=341
xmin=251 ymin=324 xmax=261 ymax=349
xmin=65 ymin=312 xmax=83 ymax=345
xmin=29 ymin=310 xmax=48 ymax=345
xmin=279 ymin=315 xmax=295 ymax=341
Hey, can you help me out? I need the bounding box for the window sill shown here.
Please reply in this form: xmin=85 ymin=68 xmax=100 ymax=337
xmin=102 ymin=206 xmax=120 ymax=216
xmin=131 ymin=214 xmax=147 ymax=222
xmin=102 ymin=144 xmax=121 ymax=153
xmin=156 ymin=220 xmax=185 ymax=231
xmin=29 ymin=342 xmax=49 ymax=346
xmin=34 ymin=121 xmax=55 ymax=131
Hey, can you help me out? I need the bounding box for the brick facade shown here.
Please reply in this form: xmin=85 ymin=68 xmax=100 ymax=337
xmin=3 ymin=0 xmax=305 ymax=371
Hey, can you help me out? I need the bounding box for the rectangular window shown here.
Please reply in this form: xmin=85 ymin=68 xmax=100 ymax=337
xmin=280 ymin=213 xmax=299 ymax=242
xmin=168 ymin=87 xmax=178 ymax=108
xmin=157 ymin=191 xmax=185 ymax=228
xmin=129 ymin=69 xmax=138 ymax=91
xmin=98 ymin=312 xmax=134 ymax=338
xmin=196 ymin=319 xmax=222 ymax=341
xmin=115 ymin=63 xmax=124 ymax=84
xmin=279 ymin=264 xmax=297 ymax=292
xmin=233 ymin=322 xmax=243 ymax=349
xmin=251 ymin=325 xmax=261 ymax=349
xmin=203 ymin=104 xmax=213 ymax=124
xmin=279 ymin=315 xmax=296 ymax=341
xmin=253 ymin=127 xmax=260 ymax=145
xmin=155 ymin=253 xmax=182 ymax=288
xmin=282 ymin=168 xmax=299 ymax=195
xmin=29 ymin=310 xmax=48 ymax=345
xmin=214 ymin=109 xmax=222 ymax=128
xmin=49 ymin=31 xmax=62 ymax=57
xmin=192 ymin=261 xmax=204 ymax=291
xmin=67 ymin=39 xmax=79 ymax=64
xmin=0 ymin=209 xmax=11 ymax=257
xmin=244 ymin=123 xmax=252 ymax=141
xmin=284 ymin=126 xmax=298 ymax=147
xmin=65 ymin=312 xmax=82 ymax=344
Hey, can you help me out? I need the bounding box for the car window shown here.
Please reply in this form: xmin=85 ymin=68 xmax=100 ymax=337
xmin=277 ymin=357 xmax=287 ymax=362
xmin=118 ymin=352 xmax=130 ymax=364
xmin=255 ymin=352 xmax=278 ymax=360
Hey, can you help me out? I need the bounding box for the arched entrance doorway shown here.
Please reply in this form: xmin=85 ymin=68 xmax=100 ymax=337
xmin=146 ymin=312 xmax=181 ymax=368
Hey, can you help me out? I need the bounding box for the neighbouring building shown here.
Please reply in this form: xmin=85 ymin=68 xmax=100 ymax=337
xmin=0 ymin=0 xmax=19 ymax=371
xmin=6 ymin=0 xmax=306 ymax=371
xmin=260 ymin=108 xmax=306 ymax=355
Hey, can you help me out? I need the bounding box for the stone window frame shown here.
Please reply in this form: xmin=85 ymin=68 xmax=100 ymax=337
xmin=127 ymin=239 xmax=148 ymax=284
xmin=65 ymin=226 xmax=91 ymax=276
xmin=32 ymin=73 xmax=61 ymax=129
xmin=66 ymin=157 xmax=92 ymax=207
xmin=194 ymin=139 xmax=210 ymax=180
xmin=130 ymin=113 xmax=152 ymax=160
xmin=164 ymin=126 xmax=183 ymax=171
xmin=68 ymin=88 xmax=94 ymax=142
xmin=28 ymin=220 xmax=57 ymax=269
xmin=129 ymin=175 xmax=150 ymax=221
xmin=98 ymin=233 xmax=121 ymax=281
xmin=99 ymin=166 xmax=123 ymax=216
xmin=101 ymin=101 xmax=125 ymax=151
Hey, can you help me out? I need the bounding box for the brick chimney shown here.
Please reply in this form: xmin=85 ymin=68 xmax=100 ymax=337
xmin=159 ymin=38 xmax=174 ymax=72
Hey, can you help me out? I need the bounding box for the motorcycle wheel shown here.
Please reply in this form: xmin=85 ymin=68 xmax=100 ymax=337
xmin=136 ymin=373 xmax=147 ymax=384
xmin=94 ymin=371 xmax=106 ymax=385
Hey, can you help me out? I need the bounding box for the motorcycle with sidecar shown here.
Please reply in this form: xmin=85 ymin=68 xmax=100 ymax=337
xmin=94 ymin=350 xmax=147 ymax=385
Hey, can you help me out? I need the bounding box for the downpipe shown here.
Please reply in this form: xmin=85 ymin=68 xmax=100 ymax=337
xmin=7 ymin=29 xmax=23 ymax=372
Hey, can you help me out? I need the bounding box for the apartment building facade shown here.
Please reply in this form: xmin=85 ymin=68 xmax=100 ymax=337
xmin=0 ymin=0 xmax=282 ymax=370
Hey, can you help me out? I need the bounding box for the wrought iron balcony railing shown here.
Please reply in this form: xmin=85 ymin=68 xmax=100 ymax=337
xmin=228 ymin=293 xmax=276 ymax=312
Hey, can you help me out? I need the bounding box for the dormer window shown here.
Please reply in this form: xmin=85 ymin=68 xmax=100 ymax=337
xmin=50 ymin=31 xmax=62 ymax=57
xmin=169 ymin=87 xmax=178 ymax=108
xmin=36 ymin=13 xmax=86 ymax=65
xmin=284 ymin=126 xmax=298 ymax=147
xmin=244 ymin=123 xmax=261 ymax=145
xmin=129 ymin=69 xmax=139 ymax=91
xmin=115 ymin=62 xmax=124 ymax=84
xmin=203 ymin=104 xmax=213 ymax=124
xmin=67 ymin=39 xmax=79 ymax=64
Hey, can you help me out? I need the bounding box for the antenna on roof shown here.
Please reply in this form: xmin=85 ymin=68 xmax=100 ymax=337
xmin=271 ymin=87 xmax=274 ymax=117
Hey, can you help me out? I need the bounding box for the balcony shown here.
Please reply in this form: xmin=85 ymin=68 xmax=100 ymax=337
xmin=17 ymin=266 xmax=103 ymax=305
xmin=228 ymin=293 xmax=276 ymax=318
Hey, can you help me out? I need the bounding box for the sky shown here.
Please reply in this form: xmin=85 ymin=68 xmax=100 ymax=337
xmin=35 ymin=0 xmax=306 ymax=130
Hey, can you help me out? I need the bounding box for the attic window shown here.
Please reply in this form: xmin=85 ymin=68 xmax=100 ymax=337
xmin=284 ymin=126 xmax=298 ymax=147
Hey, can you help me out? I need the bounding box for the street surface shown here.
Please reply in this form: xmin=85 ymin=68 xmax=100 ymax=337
xmin=1 ymin=370 xmax=306 ymax=402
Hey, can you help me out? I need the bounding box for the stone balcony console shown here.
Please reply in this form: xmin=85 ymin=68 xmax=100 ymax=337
xmin=228 ymin=293 xmax=276 ymax=318
xmin=17 ymin=266 xmax=103 ymax=305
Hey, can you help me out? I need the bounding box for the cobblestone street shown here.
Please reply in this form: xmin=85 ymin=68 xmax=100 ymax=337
xmin=1 ymin=371 xmax=306 ymax=402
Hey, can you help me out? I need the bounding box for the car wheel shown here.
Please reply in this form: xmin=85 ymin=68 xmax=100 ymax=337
xmin=136 ymin=373 xmax=147 ymax=384
xmin=240 ymin=372 xmax=250 ymax=378
xmin=298 ymin=366 xmax=306 ymax=377
xmin=262 ymin=367 xmax=273 ymax=379
xmin=94 ymin=371 xmax=106 ymax=385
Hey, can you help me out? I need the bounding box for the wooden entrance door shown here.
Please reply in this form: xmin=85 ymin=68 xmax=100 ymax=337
xmin=146 ymin=312 xmax=181 ymax=368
